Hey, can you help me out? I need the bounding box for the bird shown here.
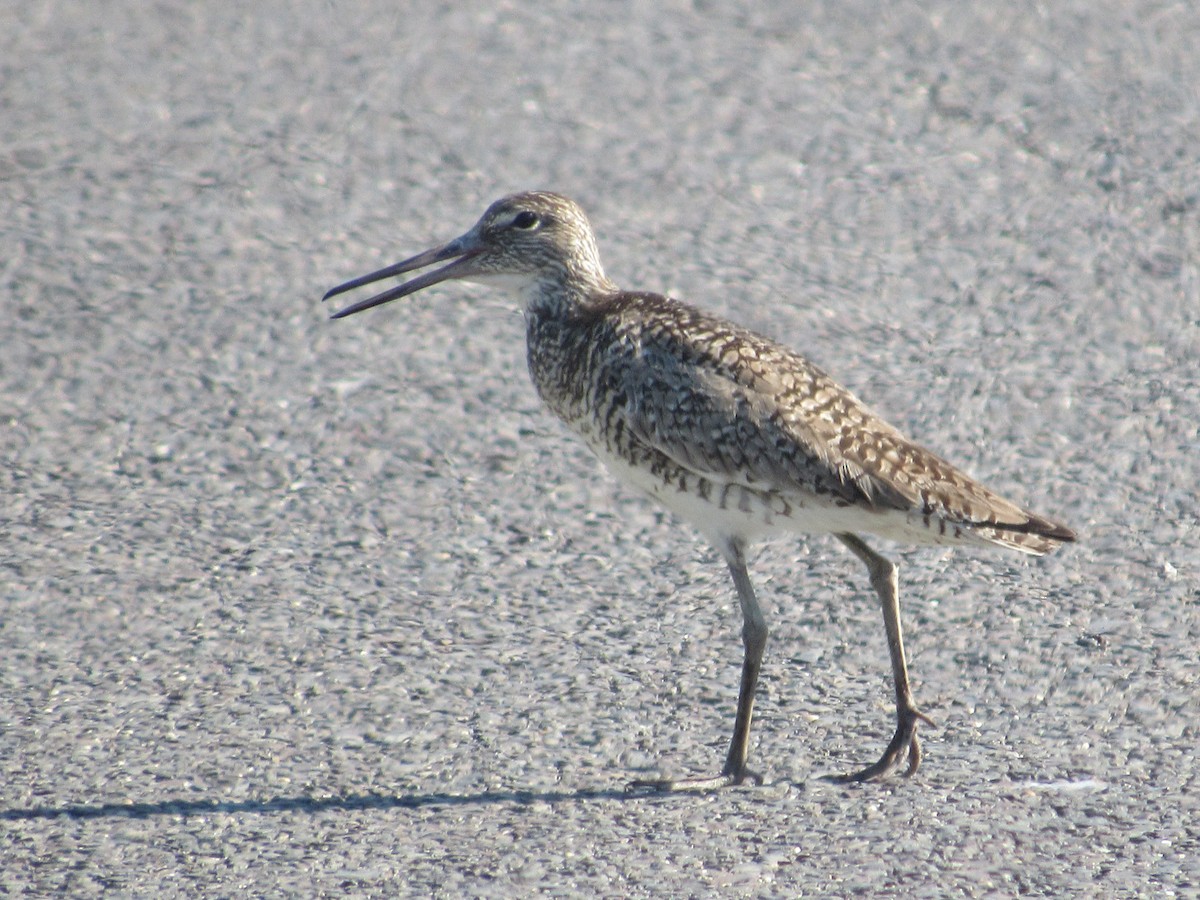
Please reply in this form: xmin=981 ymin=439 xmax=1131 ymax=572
xmin=322 ymin=191 xmax=1076 ymax=790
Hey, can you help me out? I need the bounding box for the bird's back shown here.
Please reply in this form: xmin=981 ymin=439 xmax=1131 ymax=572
xmin=526 ymin=289 xmax=1075 ymax=555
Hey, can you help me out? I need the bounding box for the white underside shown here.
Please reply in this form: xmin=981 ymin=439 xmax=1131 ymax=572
xmin=595 ymin=444 xmax=989 ymax=554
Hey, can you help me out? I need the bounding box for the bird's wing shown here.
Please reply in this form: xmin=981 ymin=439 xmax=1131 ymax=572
xmin=607 ymin=311 xmax=916 ymax=511
xmin=603 ymin=299 xmax=1064 ymax=543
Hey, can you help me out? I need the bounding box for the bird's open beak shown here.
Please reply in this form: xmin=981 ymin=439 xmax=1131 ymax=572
xmin=323 ymin=233 xmax=482 ymax=319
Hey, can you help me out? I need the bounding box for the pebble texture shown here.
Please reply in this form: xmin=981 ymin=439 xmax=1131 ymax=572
xmin=3 ymin=1 xmax=1198 ymax=896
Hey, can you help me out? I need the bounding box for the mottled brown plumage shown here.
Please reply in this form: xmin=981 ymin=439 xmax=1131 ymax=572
xmin=324 ymin=191 xmax=1075 ymax=789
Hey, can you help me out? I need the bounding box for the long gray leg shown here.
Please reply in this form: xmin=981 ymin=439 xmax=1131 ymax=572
xmin=629 ymin=537 xmax=768 ymax=791
xmin=832 ymin=532 xmax=935 ymax=782
xmin=720 ymin=538 xmax=768 ymax=783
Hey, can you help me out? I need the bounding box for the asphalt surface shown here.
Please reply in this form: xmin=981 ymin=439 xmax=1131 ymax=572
xmin=3 ymin=0 xmax=1198 ymax=896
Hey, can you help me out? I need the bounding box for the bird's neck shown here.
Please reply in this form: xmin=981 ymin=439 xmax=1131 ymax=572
xmin=522 ymin=269 xmax=618 ymax=319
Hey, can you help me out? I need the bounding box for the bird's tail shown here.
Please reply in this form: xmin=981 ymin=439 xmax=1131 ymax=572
xmin=971 ymin=513 xmax=1077 ymax=556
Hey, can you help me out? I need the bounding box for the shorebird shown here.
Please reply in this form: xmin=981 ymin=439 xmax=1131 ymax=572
xmin=323 ymin=191 xmax=1075 ymax=790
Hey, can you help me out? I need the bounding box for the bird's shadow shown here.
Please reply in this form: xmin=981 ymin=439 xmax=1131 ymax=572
xmin=0 ymin=785 xmax=673 ymax=823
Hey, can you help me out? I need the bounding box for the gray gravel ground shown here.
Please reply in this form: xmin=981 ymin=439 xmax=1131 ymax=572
xmin=3 ymin=1 xmax=1198 ymax=896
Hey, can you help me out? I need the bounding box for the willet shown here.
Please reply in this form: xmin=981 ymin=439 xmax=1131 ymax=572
xmin=323 ymin=191 xmax=1075 ymax=790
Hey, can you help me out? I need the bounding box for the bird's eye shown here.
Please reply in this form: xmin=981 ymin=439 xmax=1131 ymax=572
xmin=511 ymin=211 xmax=540 ymax=230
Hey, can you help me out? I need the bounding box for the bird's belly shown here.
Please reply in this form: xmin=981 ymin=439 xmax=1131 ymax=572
xmin=579 ymin=437 xmax=994 ymax=554
xmin=587 ymin=438 xmax=884 ymax=546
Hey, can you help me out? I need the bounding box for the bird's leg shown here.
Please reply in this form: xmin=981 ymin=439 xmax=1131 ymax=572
xmin=830 ymin=533 xmax=935 ymax=782
xmin=628 ymin=538 xmax=768 ymax=792
xmin=720 ymin=545 xmax=768 ymax=783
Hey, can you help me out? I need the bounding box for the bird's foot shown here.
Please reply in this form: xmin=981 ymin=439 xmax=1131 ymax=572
xmin=826 ymin=705 xmax=936 ymax=783
xmin=626 ymin=766 xmax=764 ymax=793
